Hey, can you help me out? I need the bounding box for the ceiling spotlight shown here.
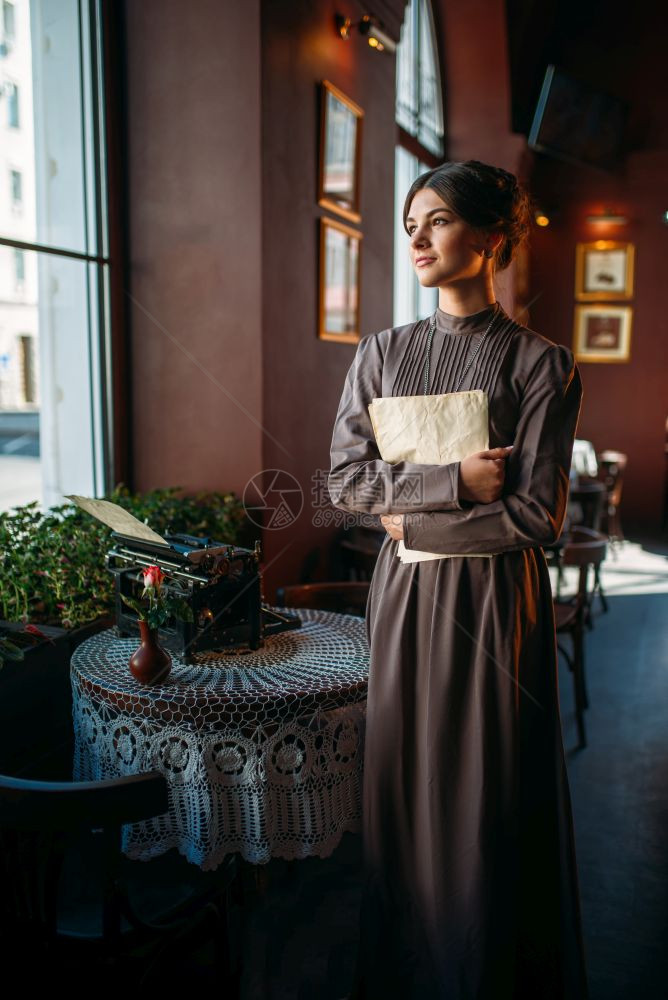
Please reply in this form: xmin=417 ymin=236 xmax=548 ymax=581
xmin=335 ymin=13 xmax=396 ymax=54
xmin=336 ymin=14 xmax=353 ymax=39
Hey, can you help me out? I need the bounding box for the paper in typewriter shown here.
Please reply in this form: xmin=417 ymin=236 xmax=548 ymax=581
xmin=367 ymin=390 xmax=493 ymax=563
xmin=65 ymin=495 xmax=168 ymax=546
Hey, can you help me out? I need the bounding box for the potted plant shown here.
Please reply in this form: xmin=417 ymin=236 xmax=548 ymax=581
xmin=0 ymin=485 xmax=250 ymax=776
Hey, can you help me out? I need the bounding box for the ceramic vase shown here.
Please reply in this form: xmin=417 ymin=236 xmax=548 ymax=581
xmin=129 ymin=621 xmax=171 ymax=685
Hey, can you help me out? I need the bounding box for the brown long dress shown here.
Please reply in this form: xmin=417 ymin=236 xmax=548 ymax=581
xmin=328 ymin=301 xmax=589 ymax=999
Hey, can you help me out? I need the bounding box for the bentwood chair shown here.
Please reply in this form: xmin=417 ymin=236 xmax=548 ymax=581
xmin=553 ymin=527 xmax=608 ymax=749
xmin=597 ymin=450 xmax=628 ymax=549
xmin=0 ymin=770 xmax=238 ymax=986
xmin=335 ymin=524 xmax=384 ymax=582
xmin=275 ymin=582 xmax=370 ymax=617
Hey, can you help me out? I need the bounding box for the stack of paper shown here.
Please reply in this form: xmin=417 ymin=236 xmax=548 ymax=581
xmin=368 ymin=390 xmax=492 ymax=563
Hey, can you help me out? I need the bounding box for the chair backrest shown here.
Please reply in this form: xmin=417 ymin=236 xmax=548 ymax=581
xmin=568 ymin=481 xmax=607 ymax=531
xmin=597 ymin=451 xmax=627 ymax=507
xmin=275 ymin=582 xmax=370 ymax=617
xmin=0 ymin=771 xmax=169 ymax=951
xmin=0 ymin=770 xmax=168 ymax=832
xmin=561 ymin=527 xmax=608 ymax=598
xmin=338 ymin=540 xmax=380 ymax=580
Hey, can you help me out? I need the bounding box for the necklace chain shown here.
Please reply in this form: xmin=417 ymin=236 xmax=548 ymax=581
xmin=423 ymin=303 xmax=500 ymax=395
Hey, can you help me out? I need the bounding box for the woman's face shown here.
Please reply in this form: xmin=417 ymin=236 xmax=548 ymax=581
xmin=406 ymin=187 xmax=494 ymax=288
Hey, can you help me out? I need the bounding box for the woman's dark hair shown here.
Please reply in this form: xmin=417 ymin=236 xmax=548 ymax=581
xmin=402 ymin=160 xmax=532 ymax=271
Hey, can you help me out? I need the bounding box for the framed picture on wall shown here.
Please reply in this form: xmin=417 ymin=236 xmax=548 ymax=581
xmin=575 ymin=240 xmax=635 ymax=300
xmin=318 ymin=217 xmax=362 ymax=343
xmin=318 ymin=80 xmax=363 ymax=223
xmin=573 ymin=304 xmax=632 ymax=362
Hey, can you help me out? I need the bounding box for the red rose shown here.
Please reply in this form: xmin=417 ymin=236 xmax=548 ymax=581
xmin=143 ymin=565 xmax=165 ymax=590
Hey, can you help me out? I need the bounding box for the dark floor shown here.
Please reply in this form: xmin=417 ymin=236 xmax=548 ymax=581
xmin=557 ymin=540 xmax=668 ymax=999
xmin=221 ymin=537 xmax=668 ymax=1000
xmin=32 ymin=536 xmax=668 ymax=997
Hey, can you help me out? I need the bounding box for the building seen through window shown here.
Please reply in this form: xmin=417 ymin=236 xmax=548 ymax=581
xmin=10 ymin=166 xmax=21 ymax=206
xmin=0 ymin=0 xmax=111 ymax=512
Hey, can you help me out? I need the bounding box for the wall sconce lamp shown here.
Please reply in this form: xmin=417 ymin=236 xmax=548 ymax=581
xmin=534 ymin=209 xmax=551 ymax=228
xmin=336 ymin=13 xmax=397 ymax=54
xmin=585 ymin=207 xmax=628 ymax=225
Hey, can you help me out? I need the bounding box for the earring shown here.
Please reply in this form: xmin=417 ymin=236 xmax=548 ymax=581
xmin=483 ymin=249 xmax=494 ymax=258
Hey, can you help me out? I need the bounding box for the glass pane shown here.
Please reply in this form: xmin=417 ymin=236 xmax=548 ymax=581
xmin=395 ymin=0 xmax=445 ymax=156
xmin=323 ymin=90 xmax=359 ymax=213
xmin=394 ymin=148 xmax=438 ymax=327
xmin=0 ymin=0 xmax=103 ymax=256
xmin=394 ymin=146 xmax=416 ymax=326
xmin=395 ymin=0 xmax=417 ymax=134
xmin=418 ymin=0 xmax=444 ymax=155
xmin=0 ymin=246 xmax=108 ymax=510
xmin=324 ymin=225 xmax=359 ymax=335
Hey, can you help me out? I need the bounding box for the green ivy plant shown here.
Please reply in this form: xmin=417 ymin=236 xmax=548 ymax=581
xmin=0 ymin=485 xmax=247 ymax=630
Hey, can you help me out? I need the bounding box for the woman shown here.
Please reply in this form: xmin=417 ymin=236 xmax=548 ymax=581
xmin=328 ymin=160 xmax=588 ymax=999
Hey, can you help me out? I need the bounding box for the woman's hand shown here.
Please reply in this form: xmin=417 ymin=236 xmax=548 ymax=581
xmin=459 ymin=446 xmax=513 ymax=503
xmin=380 ymin=447 xmax=512 ymax=535
xmin=380 ymin=513 xmax=404 ymax=540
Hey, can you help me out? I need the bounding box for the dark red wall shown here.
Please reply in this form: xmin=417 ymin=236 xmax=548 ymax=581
xmin=123 ymin=0 xmax=663 ymax=601
xmin=122 ymin=0 xmax=532 ymax=597
xmin=257 ymin=0 xmax=530 ymax=598
xmin=526 ymin=4 xmax=668 ymax=534
xmin=124 ymin=0 xmax=264 ymax=497
xmin=258 ymin=0 xmax=404 ymax=598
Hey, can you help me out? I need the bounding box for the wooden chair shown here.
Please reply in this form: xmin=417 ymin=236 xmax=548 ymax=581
xmin=567 ymin=479 xmax=607 ymax=532
xmin=275 ymin=582 xmax=370 ymax=617
xmin=553 ymin=527 xmax=608 ymax=750
xmin=336 ymin=524 xmax=384 ymax=582
xmin=338 ymin=540 xmax=380 ymax=581
xmin=597 ymin=450 xmax=628 ymax=548
xmin=0 ymin=770 xmax=238 ymax=985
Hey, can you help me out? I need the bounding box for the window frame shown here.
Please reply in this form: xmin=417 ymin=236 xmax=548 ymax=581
xmin=0 ymin=0 xmax=130 ymax=497
xmin=5 ymin=78 xmax=19 ymax=127
xmin=394 ymin=0 xmax=446 ymax=326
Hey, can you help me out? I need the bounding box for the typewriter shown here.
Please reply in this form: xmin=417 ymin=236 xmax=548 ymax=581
xmin=106 ymin=531 xmax=301 ymax=661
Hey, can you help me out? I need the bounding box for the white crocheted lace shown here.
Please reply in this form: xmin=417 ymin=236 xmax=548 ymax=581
xmin=71 ymin=609 xmax=368 ymax=869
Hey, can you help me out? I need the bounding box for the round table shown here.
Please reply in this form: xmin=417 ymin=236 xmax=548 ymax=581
xmin=71 ymin=608 xmax=369 ymax=870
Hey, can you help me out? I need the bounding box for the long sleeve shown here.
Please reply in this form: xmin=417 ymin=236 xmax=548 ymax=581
xmin=402 ymin=344 xmax=583 ymax=555
xmin=328 ymin=333 xmax=463 ymax=515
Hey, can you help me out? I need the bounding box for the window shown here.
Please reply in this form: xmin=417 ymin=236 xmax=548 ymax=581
xmin=13 ymin=246 xmax=25 ymax=285
xmin=394 ymin=146 xmax=441 ymax=325
xmin=10 ymin=168 xmax=22 ymax=207
xmin=394 ymin=0 xmax=445 ymax=326
xmin=19 ymin=334 xmax=36 ymax=403
xmin=2 ymin=2 xmax=16 ymax=43
xmin=396 ymin=0 xmax=444 ymax=157
xmin=6 ymin=80 xmax=19 ymax=127
xmin=0 ymin=0 xmax=112 ymax=511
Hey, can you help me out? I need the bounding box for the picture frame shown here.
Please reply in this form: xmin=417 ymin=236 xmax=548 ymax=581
xmin=318 ymin=80 xmax=363 ymax=224
xmin=573 ymin=304 xmax=632 ymax=363
xmin=575 ymin=240 xmax=635 ymax=300
xmin=318 ymin=217 xmax=362 ymax=344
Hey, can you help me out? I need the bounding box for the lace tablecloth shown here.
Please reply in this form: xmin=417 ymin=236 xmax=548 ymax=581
xmin=71 ymin=608 xmax=369 ymax=869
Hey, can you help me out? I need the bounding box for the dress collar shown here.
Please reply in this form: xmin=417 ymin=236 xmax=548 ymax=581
xmin=434 ymin=300 xmax=502 ymax=335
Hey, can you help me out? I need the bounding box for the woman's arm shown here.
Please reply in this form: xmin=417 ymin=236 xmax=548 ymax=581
xmin=328 ymin=333 xmax=464 ymax=515
xmin=402 ymin=344 xmax=583 ymax=555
